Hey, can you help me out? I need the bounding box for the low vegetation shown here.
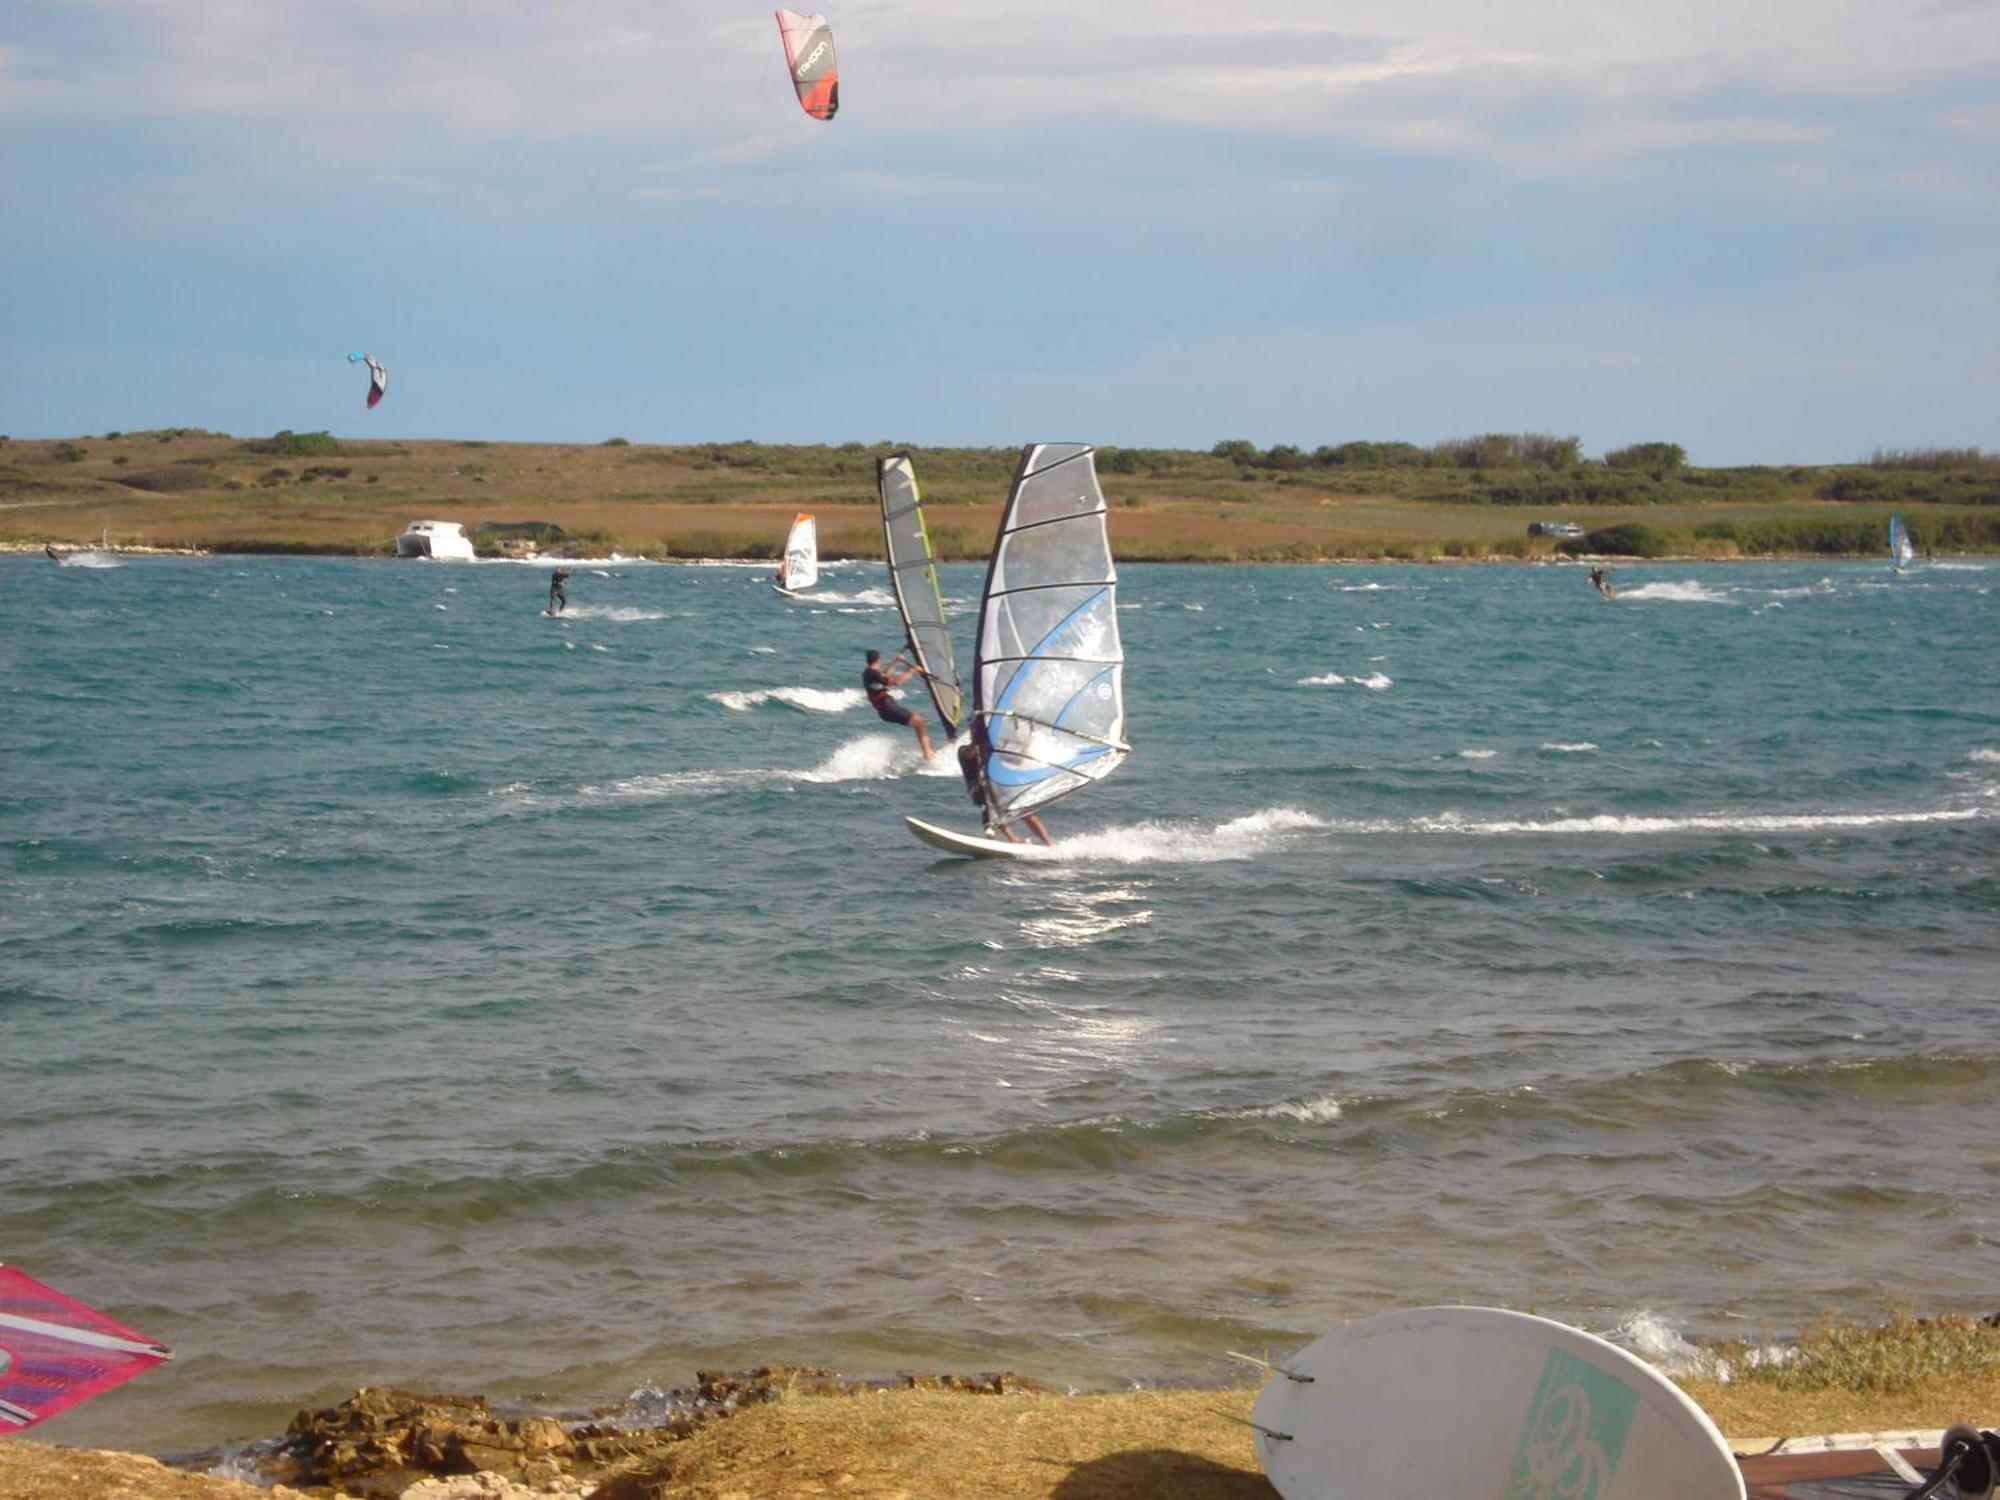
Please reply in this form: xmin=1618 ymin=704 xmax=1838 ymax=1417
xmin=4 ymin=430 xmax=1996 ymax=560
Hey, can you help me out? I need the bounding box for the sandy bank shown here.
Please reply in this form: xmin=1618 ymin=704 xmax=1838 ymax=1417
xmin=8 ymin=1365 xmax=1998 ymax=1500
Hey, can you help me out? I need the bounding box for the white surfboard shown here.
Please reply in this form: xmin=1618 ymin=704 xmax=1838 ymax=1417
xmin=905 ymin=816 xmax=1056 ymax=861
xmin=1251 ymin=1306 xmax=1744 ymax=1500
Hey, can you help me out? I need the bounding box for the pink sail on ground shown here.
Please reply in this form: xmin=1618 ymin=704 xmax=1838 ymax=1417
xmin=0 ymin=1264 xmax=171 ymax=1431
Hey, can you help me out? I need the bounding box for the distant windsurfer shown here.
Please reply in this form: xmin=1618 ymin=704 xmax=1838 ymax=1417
xmin=548 ymin=567 xmax=571 ymax=614
xmin=957 ymin=739 xmax=1052 ymax=846
xmin=1588 ymin=565 xmax=1614 ymax=599
xmin=864 ymin=648 xmax=936 ymax=758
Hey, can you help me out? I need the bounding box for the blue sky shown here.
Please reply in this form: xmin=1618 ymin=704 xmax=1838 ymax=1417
xmin=3 ymin=0 xmax=1996 ymax=461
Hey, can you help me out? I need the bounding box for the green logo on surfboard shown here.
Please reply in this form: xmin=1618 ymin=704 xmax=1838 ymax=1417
xmin=1506 ymin=1348 xmax=1638 ymax=1500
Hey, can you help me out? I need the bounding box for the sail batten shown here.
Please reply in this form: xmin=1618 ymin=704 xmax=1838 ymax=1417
xmin=972 ymin=443 xmax=1127 ymax=822
xmin=878 ymin=454 xmax=964 ymax=735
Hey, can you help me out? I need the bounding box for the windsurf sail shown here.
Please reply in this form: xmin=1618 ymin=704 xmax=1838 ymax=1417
xmin=774 ymin=10 xmax=839 ymax=121
xmin=778 ymin=512 xmax=818 ymax=592
xmin=1889 ymin=514 xmax=1915 ymax=569
xmin=879 ymin=453 xmax=963 ymax=736
xmin=348 ymin=351 xmax=387 ymax=410
xmin=0 ymin=1263 xmax=172 ymax=1431
xmin=972 ymin=443 xmax=1128 ymax=823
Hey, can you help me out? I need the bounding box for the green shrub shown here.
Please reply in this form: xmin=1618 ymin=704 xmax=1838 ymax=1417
xmin=1572 ymin=522 xmax=1675 ymax=557
xmin=1605 ymin=441 xmax=1686 ymax=472
xmin=239 ymin=430 xmax=345 ymax=457
xmin=52 ymin=442 xmax=87 ymax=463
xmin=602 ymin=436 xmax=630 ymax=446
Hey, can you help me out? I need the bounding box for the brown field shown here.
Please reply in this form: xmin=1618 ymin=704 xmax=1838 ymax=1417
xmin=0 ymin=431 xmax=1949 ymax=562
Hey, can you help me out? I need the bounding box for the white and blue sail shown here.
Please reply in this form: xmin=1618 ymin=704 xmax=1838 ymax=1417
xmin=971 ymin=443 xmax=1128 ymax=822
xmin=1888 ymin=514 xmax=1915 ymax=570
xmin=879 ymin=453 xmax=964 ymax=736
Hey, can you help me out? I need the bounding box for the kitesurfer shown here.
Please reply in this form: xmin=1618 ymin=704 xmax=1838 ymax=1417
xmin=863 ymin=648 xmax=935 ymax=758
xmin=548 ymin=567 xmax=571 ymax=614
xmin=956 ymin=740 xmax=1052 ymax=845
xmin=45 ymin=543 xmax=62 ymax=564
xmin=1588 ymin=565 xmax=1613 ymax=599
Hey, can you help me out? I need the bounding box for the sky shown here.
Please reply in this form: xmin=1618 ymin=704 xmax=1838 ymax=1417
xmin=3 ymin=0 xmax=1997 ymax=461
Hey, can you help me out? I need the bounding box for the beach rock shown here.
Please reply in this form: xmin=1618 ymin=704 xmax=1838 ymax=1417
xmin=900 ymin=1370 xmax=1054 ymax=1396
xmin=402 ymin=1472 xmax=591 ymax=1499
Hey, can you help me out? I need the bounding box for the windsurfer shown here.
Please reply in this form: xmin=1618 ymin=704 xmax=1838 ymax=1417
xmin=957 ymin=740 xmax=1052 ymax=845
xmin=548 ymin=567 xmax=571 ymax=614
xmin=864 ymin=648 xmax=935 ymax=758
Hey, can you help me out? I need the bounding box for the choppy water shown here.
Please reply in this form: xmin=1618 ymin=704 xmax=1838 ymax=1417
xmin=4 ymin=554 xmax=1997 ymax=1454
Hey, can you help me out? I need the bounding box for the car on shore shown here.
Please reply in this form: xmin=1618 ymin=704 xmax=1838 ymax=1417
xmin=1527 ymin=521 xmax=1585 ymax=538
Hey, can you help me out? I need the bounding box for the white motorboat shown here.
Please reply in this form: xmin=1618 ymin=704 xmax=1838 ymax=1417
xmin=395 ymin=520 xmax=476 ymax=561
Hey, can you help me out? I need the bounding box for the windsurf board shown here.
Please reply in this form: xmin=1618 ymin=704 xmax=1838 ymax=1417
xmin=905 ymin=816 xmax=1055 ymax=861
xmin=1252 ymin=1305 xmax=1744 ymax=1500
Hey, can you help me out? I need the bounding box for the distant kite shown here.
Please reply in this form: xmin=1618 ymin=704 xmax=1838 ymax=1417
xmin=774 ymin=10 xmax=838 ymax=121
xmin=348 ymin=351 xmax=388 ymax=410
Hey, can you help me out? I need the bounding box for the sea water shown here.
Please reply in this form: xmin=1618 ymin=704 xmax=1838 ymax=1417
xmin=3 ymin=555 xmax=1996 ymax=1454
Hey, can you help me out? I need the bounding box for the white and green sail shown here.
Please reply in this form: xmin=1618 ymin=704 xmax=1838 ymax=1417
xmin=972 ymin=443 xmax=1128 ymax=822
xmin=878 ymin=454 xmax=964 ymax=736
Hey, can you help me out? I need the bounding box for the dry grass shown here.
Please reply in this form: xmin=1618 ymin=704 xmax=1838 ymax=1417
xmin=1683 ymin=1314 xmax=2000 ymax=1441
xmin=0 ymin=431 xmax=1947 ymax=562
xmin=598 ymin=1387 xmax=1274 ymax=1500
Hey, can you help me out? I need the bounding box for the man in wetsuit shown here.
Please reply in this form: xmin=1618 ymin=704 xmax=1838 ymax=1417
xmin=1587 ymin=565 xmax=1613 ymax=598
xmin=45 ymin=543 xmax=62 ymax=564
xmin=863 ymin=648 xmax=935 ymax=758
xmin=956 ymin=736 xmax=1053 ymax=845
xmin=548 ymin=567 xmax=571 ymax=613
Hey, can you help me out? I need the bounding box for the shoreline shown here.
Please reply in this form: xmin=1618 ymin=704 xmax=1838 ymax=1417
xmin=7 ymin=1320 xmax=1998 ymax=1499
xmin=11 ymin=542 xmax=1988 ymax=566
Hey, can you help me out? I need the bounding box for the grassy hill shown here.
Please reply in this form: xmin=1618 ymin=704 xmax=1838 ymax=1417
xmin=5 ymin=430 xmax=1996 ymax=561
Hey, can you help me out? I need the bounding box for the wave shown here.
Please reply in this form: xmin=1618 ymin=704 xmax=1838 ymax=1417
xmin=555 ymin=605 xmax=666 ymax=623
xmin=57 ymin=552 xmax=122 ymax=569
xmin=1966 ymin=749 xmax=2000 ymax=765
xmin=794 ymin=587 xmax=895 ymax=608
xmin=1457 ymin=749 xmax=1499 ymax=760
xmin=1404 ymin=806 xmax=1986 ymax=837
xmin=1539 ymin=742 xmax=1598 ymax=754
xmin=1616 ymin=581 xmax=1734 ymax=604
xmin=1297 ymin=672 xmax=1393 ymax=690
xmin=1037 ymin=807 xmax=1331 ymax=865
xmin=52 ymin=1052 xmax=1994 ymax=1225
xmin=708 ymin=686 xmax=866 ymax=714
xmin=590 ymin=734 xmax=945 ymax=800
xmin=1234 ymin=1094 xmax=1344 ymax=1125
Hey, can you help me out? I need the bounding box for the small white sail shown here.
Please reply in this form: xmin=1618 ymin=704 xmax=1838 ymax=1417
xmin=1888 ymin=514 xmax=1915 ymax=570
xmin=778 ymin=512 xmax=818 ymax=592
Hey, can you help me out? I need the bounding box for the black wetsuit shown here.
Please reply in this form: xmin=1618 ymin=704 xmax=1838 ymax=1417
xmin=864 ymin=665 xmax=913 ymax=725
xmin=957 ymin=743 xmax=988 ymax=809
xmin=549 ymin=569 xmax=570 ymax=612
